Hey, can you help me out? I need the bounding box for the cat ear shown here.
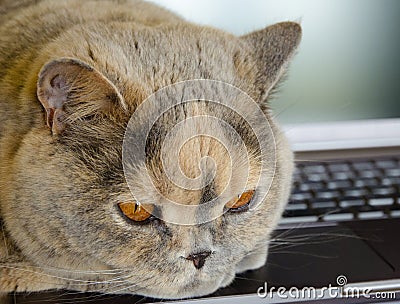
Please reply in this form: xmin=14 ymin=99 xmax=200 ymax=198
xmin=241 ymin=22 xmax=302 ymax=101
xmin=37 ymin=58 xmax=127 ymax=135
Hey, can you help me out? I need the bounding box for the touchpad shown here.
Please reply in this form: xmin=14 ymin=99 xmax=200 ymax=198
xmin=215 ymin=222 xmax=395 ymax=296
xmin=343 ymin=219 xmax=399 ymax=276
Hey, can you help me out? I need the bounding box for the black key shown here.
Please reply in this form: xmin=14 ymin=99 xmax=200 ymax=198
xmin=387 ymin=204 xmax=400 ymax=218
xmin=358 ymin=211 xmax=385 ymax=220
xmin=280 ymin=216 xmax=319 ymax=224
xmin=344 ymin=187 xmax=369 ymax=197
xmin=331 ymin=171 xmax=356 ymax=180
xmin=357 ymin=169 xmax=382 ymax=179
xmin=352 ymin=161 xmax=374 ymax=170
xmin=298 ymin=184 xmax=310 ymax=191
xmin=372 ymin=186 xmax=396 ymax=196
xmin=285 ymin=203 xmax=308 ymax=211
xmin=339 ymin=199 xmax=365 ymax=208
xmin=306 ymin=173 xmax=329 ymax=182
xmin=312 ymin=200 xmax=337 ymax=209
xmin=369 ymin=197 xmax=394 ymax=206
xmin=327 ymin=180 xmax=352 ymax=189
xmin=316 ymin=190 xmax=340 ymax=199
xmin=381 ymin=176 xmax=400 ymax=186
xmin=354 ymin=178 xmax=379 ymax=187
xmin=324 ymin=213 xmax=354 ymax=221
xmin=328 ymin=163 xmax=350 ymax=172
xmin=385 ymin=168 xmax=400 ymax=177
xmin=303 ymin=165 xmax=326 ymax=174
xmin=390 ymin=210 xmax=400 ymax=218
xmin=376 ymin=160 xmax=398 ymax=169
xmin=299 ymin=182 xmax=325 ymax=191
xmin=290 ymin=192 xmax=313 ymax=201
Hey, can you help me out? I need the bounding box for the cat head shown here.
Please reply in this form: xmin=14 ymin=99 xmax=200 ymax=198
xmin=9 ymin=21 xmax=300 ymax=298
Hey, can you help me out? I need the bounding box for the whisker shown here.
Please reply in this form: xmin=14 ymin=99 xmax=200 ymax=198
xmin=26 ymin=275 xmax=152 ymax=304
xmin=234 ymin=276 xmax=265 ymax=283
xmin=293 ymin=158 xmax=342 ymax=163
xmin=268 ymin=249 xmax=338 ymax=259
xmin=0 ymin=264 xmax=133 ymax=287
xmin=2 ymin=262 xmax=130 ymax=275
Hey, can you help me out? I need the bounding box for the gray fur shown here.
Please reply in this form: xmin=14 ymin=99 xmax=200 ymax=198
xmin=0 ymin=0 xmax=301 ymax=299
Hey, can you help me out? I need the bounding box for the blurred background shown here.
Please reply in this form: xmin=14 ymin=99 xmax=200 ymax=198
xmin=148 ymin=0 xmax=400 ymax=125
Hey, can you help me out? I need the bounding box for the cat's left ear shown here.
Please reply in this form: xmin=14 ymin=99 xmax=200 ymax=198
xmin=37 ymin=58 xmax=127 ymax=135
xmin=241 ymin=22 xmax=302 ymax=101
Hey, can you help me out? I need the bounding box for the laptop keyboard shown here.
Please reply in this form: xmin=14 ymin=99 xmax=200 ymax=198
xmin=281 ymin=156 xmax=400 ymax=224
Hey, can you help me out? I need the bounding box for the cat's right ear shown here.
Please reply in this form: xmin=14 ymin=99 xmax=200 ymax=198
xmin=37 ymin=58 xmax=127 ymax=135
xmin=241 ymin=22 xmax=302 ymax=102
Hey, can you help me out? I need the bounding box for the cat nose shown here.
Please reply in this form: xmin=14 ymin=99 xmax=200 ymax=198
xmin=186 ymin=251 xmax=212 ymax=269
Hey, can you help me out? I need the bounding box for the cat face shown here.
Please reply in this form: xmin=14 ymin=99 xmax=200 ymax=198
xmin=5 ymin=22 xmax=300 ymax=298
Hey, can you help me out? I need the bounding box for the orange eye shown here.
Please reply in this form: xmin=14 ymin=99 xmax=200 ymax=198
xmin=225 ymin=190 xmax=255 ymax=212
xmin=118 ymin=202 xmax=154 ymax=222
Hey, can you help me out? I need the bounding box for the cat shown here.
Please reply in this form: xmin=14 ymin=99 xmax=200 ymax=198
xmin=0 ymin=0 xmax=301 ymax=301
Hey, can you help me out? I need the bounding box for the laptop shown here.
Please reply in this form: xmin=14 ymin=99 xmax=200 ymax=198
xmin=11 ymin=0 xmax=400 ymax=303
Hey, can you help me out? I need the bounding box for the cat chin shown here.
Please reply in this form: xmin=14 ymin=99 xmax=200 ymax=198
xmin=135 ymin=273 xmax=235 ymax=299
